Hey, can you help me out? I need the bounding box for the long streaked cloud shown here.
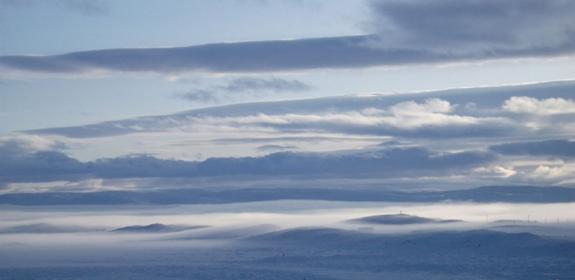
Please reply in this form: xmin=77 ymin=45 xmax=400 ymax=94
xmin=190 ymin=99 xmax=516 ymax=138
xmin=0 ymin=35 xmax=472 ymax=74
xmin=2 ymin=0 xmax=575 ymax=75
xmin=29 ymin=98 xmax=518 ymax=139
xmin=27 ymin=81 xmax=575 ymax=139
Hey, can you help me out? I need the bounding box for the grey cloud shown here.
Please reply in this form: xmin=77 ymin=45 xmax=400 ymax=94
xmin=101 ymin=146 xmax=495 ymax=178
xmin=0 ymin=150 xmax=85 ymax=183
xmin=2 ymin=32 xmax=575 ymax=75
xmin=368 ymin=0 xmax=575 ymax=53
xmin=0 ymin=135 xmax=68 ymax=158
xmin=178 ymin=89 xmax=221 ymax=104
xmin=2 ymin=0 xmax=574 ymax=75
xmin=221 ymin=77 xmax=311 ymax=93
xmin=211 ymin=147 xmax=493 ymax=177
xmin=178 ymin=77 xmax=312 ymax=104
xmin=0 ymin=138 xmax=494 ymax=184
xmin=2 ymin=185 xmax=574 ymax=205
xmin=0 ymin=35 xmax=437 ymax=73
xmin=490 ymin=139 xmax=575 ymax=158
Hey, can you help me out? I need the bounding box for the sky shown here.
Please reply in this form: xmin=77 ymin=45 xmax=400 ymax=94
xmin=1 ymin=0 xmax=575 ymax=194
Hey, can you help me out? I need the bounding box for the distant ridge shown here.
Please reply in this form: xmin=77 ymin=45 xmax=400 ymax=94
xmin=1 ymin=185 xmax=574 ymax=205
xmin=111 ymin=223 xmax=205 ymax=233
xmin=246 ymin=227 xmax=575 ymax=257
xmin=348 ymin=214 xmax=461 ymax=225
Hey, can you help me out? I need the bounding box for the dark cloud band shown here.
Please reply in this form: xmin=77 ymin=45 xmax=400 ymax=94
xmin=490 ymin=139 xmax=575 ymax=158
xmin=0 ymin=143 xmax=494 ymax=184
xmin=2 ymin=34 xmax=575 ymax=75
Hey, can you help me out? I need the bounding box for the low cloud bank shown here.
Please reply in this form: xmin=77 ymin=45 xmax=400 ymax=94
xmin=0 ymin=135 xmax=493 ymax=184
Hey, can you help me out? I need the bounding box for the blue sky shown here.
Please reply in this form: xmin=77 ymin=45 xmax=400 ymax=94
xmin=0 ymin=0 xmax=362 ymax=54
xmin=1 ymin=0 xmax=575 ymax=193
xmin=2 ymin=0 xmax=574 ymax=132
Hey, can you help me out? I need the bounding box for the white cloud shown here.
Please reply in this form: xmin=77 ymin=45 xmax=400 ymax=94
xmin=503 ymin=96 xmax=575 ymax=115
xmin=474 ymin=165 xmax=517 ymax=178
xmin=530 ymin=164 xmax=575 ymax=181
xmin=390 ymin=98 xmax=453 ymax=114
xmin=0 ymin=134 xmax=67 ymax=158
xmin=190 ymin=99 xmax=510 ymax=137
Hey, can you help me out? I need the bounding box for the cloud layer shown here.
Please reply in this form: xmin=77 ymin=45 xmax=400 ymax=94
xmin=490 ymin=139 xmax=575 ymax=158
xmin=368 ymin=0 xmax=575 ymax=53
xmin=0 ymin=134 xmax=493 ymax=185
xmin=2 ymin=0 xmax=575 ymax=75
xmin=30 ymin=81 xmax=575 ymax=140
xmin=3 ymin=82 xmax=575 ymax=189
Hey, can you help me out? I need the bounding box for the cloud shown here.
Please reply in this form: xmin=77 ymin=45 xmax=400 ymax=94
xmin=178 ymin=89 xmax=220 ymax=104
xmin=0 ymin=149 xmax=85 ymax=183
xmin=389 ymin=98 xmax=452 ymax=114
xmin=2 ymin=0 xmax=575 ymax=75
xmin=2 ymin=35 xmax=573 ymax=75
xmin=220 ymin=77 xmax=312 ymax=93
xmin=502 ymin=96 xmax=575 ymax=115
xmin=527 ymin=163 xmax=575 ymax=184
xmin=473 ymin=165 xmax=517 ymax=178
xmin=0 ymin=134 xmax=68 ymax=157
xmin=178 ymin=77 xmax=312 ymax=104
xmin=0 ymin=135 xmax=81 ymax=184
xmin=490 ymin=139 xmax=575 ymax=158
xmin=0 ymin=137 xmax=494 ymax=185
xmin=0 ymin=35 xmax=445 ymax=74
xmin=25 ymin=81 xmax=575 ymax=143
xmin=30 ymin=97 xmax=518 ymax=139
xmin=191 ymin=98 xmax=516 ymax=138
xmin=368 ymin=0 xmax=575 ymax=53
xmin=145 ymin=146 xmax=493 ymax=179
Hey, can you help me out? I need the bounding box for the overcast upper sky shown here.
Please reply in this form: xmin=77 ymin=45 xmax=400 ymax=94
xmin=1 ymin=0 xmax=574 ymax=193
